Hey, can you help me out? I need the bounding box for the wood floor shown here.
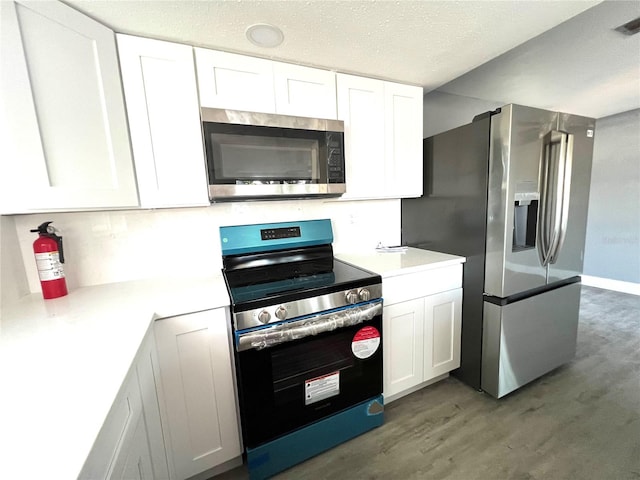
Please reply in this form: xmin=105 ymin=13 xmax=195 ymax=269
xmin=216 ymin=286 xmax=640 ymax=480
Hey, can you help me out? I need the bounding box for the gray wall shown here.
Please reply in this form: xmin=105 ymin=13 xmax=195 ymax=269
xmin=583 ymin=109 xmax=640 ymax=283
xmin=423 ymin=92 xmax=639 ymax=285
xmin=423 ymin=91 xmax=503 ymax=138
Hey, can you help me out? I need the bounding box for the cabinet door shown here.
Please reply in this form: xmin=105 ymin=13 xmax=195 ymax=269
xmin=136 ymin=332 xmax=171 ymax=479
xmin=107 ymin=415 xmax=155 ymax=480
xmin=383 ymin=299 xmax=425 ymax=398
xmin=273 ymin=62 xmax=337 ymax=119
xmin=336 ymin=73 xmax=385 ymax=199
xmin=195 ymin=48 xmax=275 ymax=113
xmin=384 ymin=81 xmax=423 ymax=198
xmin=118 ymin=35 xmax=209 ymax=208
xmin=423 ymin=288 xmax=463 ymax=380
xmin=154 ymin=309 xmax=241 ymax=479
xmin=0 ymin=0 xmax=137 ymax=212
xmin=80 ymin=370 xmax=144 ymax=479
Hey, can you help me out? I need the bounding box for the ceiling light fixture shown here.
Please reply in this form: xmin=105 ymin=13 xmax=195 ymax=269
xmin=245 ymin=23 xmax=284 ymax=48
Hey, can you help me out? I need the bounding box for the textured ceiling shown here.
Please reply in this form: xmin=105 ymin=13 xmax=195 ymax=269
xmin=63 ymin=0 xmax=639 ymax=118
xmin=438 ymin=1 xmax=640 ymax=119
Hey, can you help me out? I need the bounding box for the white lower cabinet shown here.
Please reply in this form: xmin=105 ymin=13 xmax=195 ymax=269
xmin=107 ymin=415 xmax=155 ymax=480
xmin=383 ymin=266 xmax=462 ymax=403
xmin=153 ymin=308 xmax=242 ymax=480
xmin=136 ymin=329 xmax=171 ymax=478
xmin=80 ymin=331 xmax=169 ymax=479
xmin=383 ymin=298 xmax=425 ymax=396
xmin=423 ymin=289 xmax=462 ymax=379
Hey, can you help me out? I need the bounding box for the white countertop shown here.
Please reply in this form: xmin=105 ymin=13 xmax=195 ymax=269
xmin=0 ymin=275 xmax=229 ymax=480
xmin=336 ymin=247 xmax=465 ymax=278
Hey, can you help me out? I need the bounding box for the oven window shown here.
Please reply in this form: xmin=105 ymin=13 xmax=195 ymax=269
xmin=271 ymin=330 xmax=355 ymax=406
xmin=210 ymin=133 xmax=320 ymax=183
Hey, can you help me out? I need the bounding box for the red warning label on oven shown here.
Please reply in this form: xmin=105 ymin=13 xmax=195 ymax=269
xmin=305 ymin=371 xmax=340 ymax=406
xmin=352 ymin=326 xmax=380 ymax=359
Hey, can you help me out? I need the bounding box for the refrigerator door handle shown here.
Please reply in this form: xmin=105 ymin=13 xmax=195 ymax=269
xmin=538 ymin=136 xmax=552 ymax=266
xmin=549 ymin=133 xmax=574 ymax=264
xmin=538 ymin=131 xmax=571 ymax=266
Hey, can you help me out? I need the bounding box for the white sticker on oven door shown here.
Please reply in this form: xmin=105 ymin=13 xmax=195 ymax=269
xmin=305 ymin=372 xmax=340 ymax=406
xmin=352 ymin=326 xmax=381 ymax=359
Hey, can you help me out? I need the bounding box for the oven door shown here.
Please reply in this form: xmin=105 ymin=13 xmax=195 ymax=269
xmin=234 ymin=301 xmax=383 ymax=449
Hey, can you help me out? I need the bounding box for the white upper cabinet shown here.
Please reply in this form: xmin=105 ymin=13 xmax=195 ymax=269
xmin=337 ymin=73 xmax=423 ymax=200
xmin=273 ymin=62 xmax=337 ymax=119
xmin=195 ymin=48 xmax=276 ymax=113
xmin=0 ymin=0 xmax=138 ymax=213
xmin=384 ymin=81 xmax=423 ymax=198
xmin=194 ymin=48 xmax=337 ymax=119
xmin=337 ymin=74 xmax=386 ymax=199
xmin=118 ymin=35 xmax=209 ymax=208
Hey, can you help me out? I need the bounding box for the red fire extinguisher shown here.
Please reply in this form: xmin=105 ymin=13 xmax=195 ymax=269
xmin=30 ymin=221 xmax=68 ymax=299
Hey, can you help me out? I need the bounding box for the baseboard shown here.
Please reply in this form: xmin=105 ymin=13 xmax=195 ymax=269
xmin=384 ymin=373 xmax=449 ymax=404
xmin=185 ymin=455 xmax=243 ymax=480
xmin=581 ymin=275 xmax=640 ymax=296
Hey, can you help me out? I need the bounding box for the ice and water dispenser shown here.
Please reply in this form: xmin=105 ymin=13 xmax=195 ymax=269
xmin=513 ymin=192 xmax=539 ymax=251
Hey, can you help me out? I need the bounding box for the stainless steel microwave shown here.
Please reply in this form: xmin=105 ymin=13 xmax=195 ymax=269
xmin=201 ymin=108 xmax=346 ymax=201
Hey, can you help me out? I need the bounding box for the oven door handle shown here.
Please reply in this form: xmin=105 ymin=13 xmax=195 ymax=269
xmin=236 ymin=300 xmax=383 ymax=351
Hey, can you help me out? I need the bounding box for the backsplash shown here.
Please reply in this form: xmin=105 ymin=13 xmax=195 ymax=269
xmin=10 ymin=198 xmax=400 ymax=295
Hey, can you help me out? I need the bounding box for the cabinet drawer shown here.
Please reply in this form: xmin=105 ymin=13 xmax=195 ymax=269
xmin=383 ymin=264 xmax=462 ymax=305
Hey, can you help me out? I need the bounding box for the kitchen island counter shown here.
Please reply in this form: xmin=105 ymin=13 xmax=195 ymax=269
xmin=0 ymin=275 xmax=229 ymax=480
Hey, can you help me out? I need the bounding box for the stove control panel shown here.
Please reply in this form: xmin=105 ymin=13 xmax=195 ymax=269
xmin=258 ymin=310 xmax=271 ymax=324
xmin=358 ymin=288 xmax=371 ymax=301
xmin=345 ymin=290 xmax=359 ymax=304
xmin=261 ymin=226 xmax=301 ymax=241
xmin=275 ymin=306 xmax=288 ymax=320
xmin=233 ymin=283 xmax=383 ymax=331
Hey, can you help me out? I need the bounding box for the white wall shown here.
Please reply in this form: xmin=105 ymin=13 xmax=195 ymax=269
xmin=6 ymin=198 xmax=400 ymax=296
xmin=0 ymin=216 xmax=30 ymax=307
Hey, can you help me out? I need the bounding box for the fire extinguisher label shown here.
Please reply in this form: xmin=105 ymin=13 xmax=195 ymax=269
xmin=34 ymin=251 xmax=65 ymax=281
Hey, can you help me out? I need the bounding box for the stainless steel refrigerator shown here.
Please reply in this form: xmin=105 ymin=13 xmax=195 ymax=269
xmin=401 ymin=104 xmax=595 ymax=398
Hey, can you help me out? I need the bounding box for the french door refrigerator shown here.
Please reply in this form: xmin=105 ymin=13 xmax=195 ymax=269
xmin=401 ymin=104 xmax=595 ymax=398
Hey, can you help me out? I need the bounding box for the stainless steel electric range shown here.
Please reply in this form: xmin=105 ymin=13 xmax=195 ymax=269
xmin=220 ymin=219 xmax=384 ymax=479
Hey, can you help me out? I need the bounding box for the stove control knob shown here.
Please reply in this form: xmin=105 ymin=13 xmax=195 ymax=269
xmin=257 ymin=310 xmax=271 ymax=324
xmin=358 ymin=288 xmax=371 ymax=302
xmin=275 ymin=306 xmax=288 ymax=320
xmin=345 ymin=290 xmax=359 ymax=305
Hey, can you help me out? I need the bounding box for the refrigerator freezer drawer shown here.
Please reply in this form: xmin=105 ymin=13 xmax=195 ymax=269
xmin=481 ymin=282 xmax=581 ymax=398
